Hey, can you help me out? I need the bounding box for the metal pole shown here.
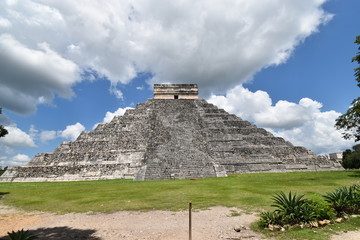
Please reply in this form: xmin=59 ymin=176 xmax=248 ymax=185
xmin=189 ymin=202 xmax=192 ymax=240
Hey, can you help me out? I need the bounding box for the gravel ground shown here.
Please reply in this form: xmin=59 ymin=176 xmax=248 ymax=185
xmin=0 ymin=204 xmax=264 ymax=240
xmin=1 ymin=203 xmax=359 ymax=240
xmin=331 ymin=230 xmax=360 ymax=240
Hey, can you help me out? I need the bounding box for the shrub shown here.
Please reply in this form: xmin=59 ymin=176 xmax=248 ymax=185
xmin=259 ymin=186 xmax=360 ymax=229
xmin=7 ymin=229 xmax=37 ymax=240
xmin=259 ymin=192 xmax=337 ymax=228
xmin=307 ymin=198 xmax=336 ymax=220
xmin=272 ymin=192 xmax=306 ymax=214
xmin=271 ymin=191 xmax=309 ymax=225
xmin=299 ymin=201 xmax=317 ymax=223
xmin=259 ymin=191 xmax=321 ymax=227
xmin=323 ymin=184 xmax=360 ymax=215
xmin=258 ymin=211 xmax=283 ymax=227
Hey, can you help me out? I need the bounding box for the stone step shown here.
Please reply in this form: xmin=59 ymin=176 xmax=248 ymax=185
xmin=1 ymin=97 xmax=342 ymax=182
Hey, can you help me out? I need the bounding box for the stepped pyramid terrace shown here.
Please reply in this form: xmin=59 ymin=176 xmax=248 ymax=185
xmin=0 ymin=84 xmax=342 ymax=182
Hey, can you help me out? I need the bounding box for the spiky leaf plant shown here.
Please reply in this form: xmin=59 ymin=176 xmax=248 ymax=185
xmin=272 ymin=191 xmax=306 ymax=213
xmin=323 ymin=185 xmax=360 ymax=215
xmin=271 ymin=191 xmax=317 ymax=225
xmin=7 ymin=229 xmax=37 ymax=240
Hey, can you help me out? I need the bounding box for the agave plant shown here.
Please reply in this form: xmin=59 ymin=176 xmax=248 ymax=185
xmin=7 ymin=229 xmax=37 ymax=240
xmin=323 ymin=187 xmax=349 ymax=209
xmin=347 ymin=185 xmax=360 ymax=208
xmin=272 ymin=192 xmax=306 ymax=213
xmin=323 ymin=185 xmax=360 ymax=215
xmin=271 ymin=191 xmax=310 ymax=225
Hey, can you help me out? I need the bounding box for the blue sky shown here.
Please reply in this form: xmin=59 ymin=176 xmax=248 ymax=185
xmin=246 ymin=0 xmax=358 ymax=111
xmin=0 ymin=0 xmax=358 ymax=167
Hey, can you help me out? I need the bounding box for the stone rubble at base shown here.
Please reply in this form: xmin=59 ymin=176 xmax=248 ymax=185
xmin=0 ymin=84 xmax=343 ymax=182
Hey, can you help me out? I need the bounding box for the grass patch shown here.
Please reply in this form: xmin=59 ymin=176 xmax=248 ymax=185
xmin=0 ymin=171 xmax=359 ymax=214
xmin=229 ymin=209 xmax=242 ymax=217
xmin=251 ymin=216 xmax=360 ymax=240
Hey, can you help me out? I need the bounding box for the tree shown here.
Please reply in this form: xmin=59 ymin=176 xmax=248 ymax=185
xmin=341 ymin=144 xmax=360 ymax=169
xmin=0 ymin=125 xmax=8 ymax=137
xmin=335 ymin=35 xmax=360 ymax=141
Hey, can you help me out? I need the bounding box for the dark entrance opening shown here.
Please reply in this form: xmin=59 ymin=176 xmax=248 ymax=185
xmin=174 ymin=95 xmax=179 ymax=99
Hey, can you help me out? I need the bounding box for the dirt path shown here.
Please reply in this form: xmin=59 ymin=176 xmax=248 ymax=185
xmin=1 ymin=204 xmax=359 ymax=240
xmin=0 ymin=205 xmax=45 ymax=237
xmin=331 ymin=230 xmax=360 ymax=240
xmin=0 ymin=204 xmax=264 ymax=240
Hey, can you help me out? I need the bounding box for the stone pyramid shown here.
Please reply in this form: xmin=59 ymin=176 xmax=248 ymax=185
xmin=0 ymin=84 xmax=342 ymax=182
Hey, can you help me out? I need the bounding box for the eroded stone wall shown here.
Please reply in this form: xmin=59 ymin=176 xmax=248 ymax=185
xmin=153 ymin=84 xmax=198 ymax=99
xmin=0 ymin=98 xmax=342 ymax=182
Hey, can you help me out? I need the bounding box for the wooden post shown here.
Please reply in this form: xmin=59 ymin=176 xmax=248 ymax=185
xmin=189 ymin=202 xmax=192 ymax=240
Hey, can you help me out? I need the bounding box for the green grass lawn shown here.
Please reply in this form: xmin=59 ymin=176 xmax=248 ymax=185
xmin=1 ymin=170 xmax=359 ymax=213
xmin=1 ymin=170 xmax=360 ymax=240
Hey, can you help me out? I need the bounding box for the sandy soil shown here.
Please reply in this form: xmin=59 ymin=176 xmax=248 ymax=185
xmin=0 ymin=204 xmax=264 ymax=240
xmin=1 ymin=203 xmax=359 ymax=240
xmin=331 ymin=230 xmax=360 ymax=240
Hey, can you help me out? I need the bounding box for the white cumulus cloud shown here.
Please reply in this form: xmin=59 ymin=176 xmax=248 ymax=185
xmin=92 ymin=107 xmax=134 ymax=130
xmin=0 ymin=34 xmax=80 ymax=114
xmin=0 ymin=17 xmax=11 ymax=28
xmin=11 ymin=154 xmax=31 ymax=166
xmin=253 ymin=99 xmax=316 ymax=129
xmin=32 ymin=123 xmax=86 ymax=143
xmin=0 ymin=0 xmax=333 ymax=114
xmin=0 ymin=125 xmax=36 ymax=148
xmin=60 ymin=122 xmax=85 ymax=141
xmin=0 ymin=114 xmax=37 ymax=166
xmin=208 ymin=85 xmax=354 ymax=154
xmin=208 ymin=85 xmax=271 ymax=122
xmin=0 ymin=115 xmax=86 ymax=166
xmin=0 ymin=154 xmax=32 ymax=167
xmin=103 ymin=107 xmax=134 ymax=123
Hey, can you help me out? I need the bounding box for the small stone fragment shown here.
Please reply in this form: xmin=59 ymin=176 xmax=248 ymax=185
xmin=234 ymin=227 xmax=241 ymax=232
xmin=268 ymin=224 xmax=281 ymax=231
xmin=335 ymin=218 xmax=343 ymax=223
xmin=318 ymin=219 xmax=331 ymax=226
xmin=309 ymin=221 xmax=318 ymax=228
xmin=268 ymin=224 xmax=274 ymax=231
xmin=234 ymin=224 xmax=246 ymax=232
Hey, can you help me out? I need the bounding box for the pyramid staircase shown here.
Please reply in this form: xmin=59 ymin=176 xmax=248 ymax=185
xmin=0 ymin=99 xmax=342 ymax=182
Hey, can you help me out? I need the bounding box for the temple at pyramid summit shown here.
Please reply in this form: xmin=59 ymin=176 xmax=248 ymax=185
xmin=0 ymin=84 xmax=342 ymax=182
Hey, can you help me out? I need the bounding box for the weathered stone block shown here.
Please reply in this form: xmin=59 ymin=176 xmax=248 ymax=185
xmin=0 ymin=85 xmax=343 ymax=182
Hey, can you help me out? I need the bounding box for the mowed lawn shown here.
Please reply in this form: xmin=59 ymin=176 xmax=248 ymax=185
xmin=0 ymin=171 xmax=359 ymax=214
